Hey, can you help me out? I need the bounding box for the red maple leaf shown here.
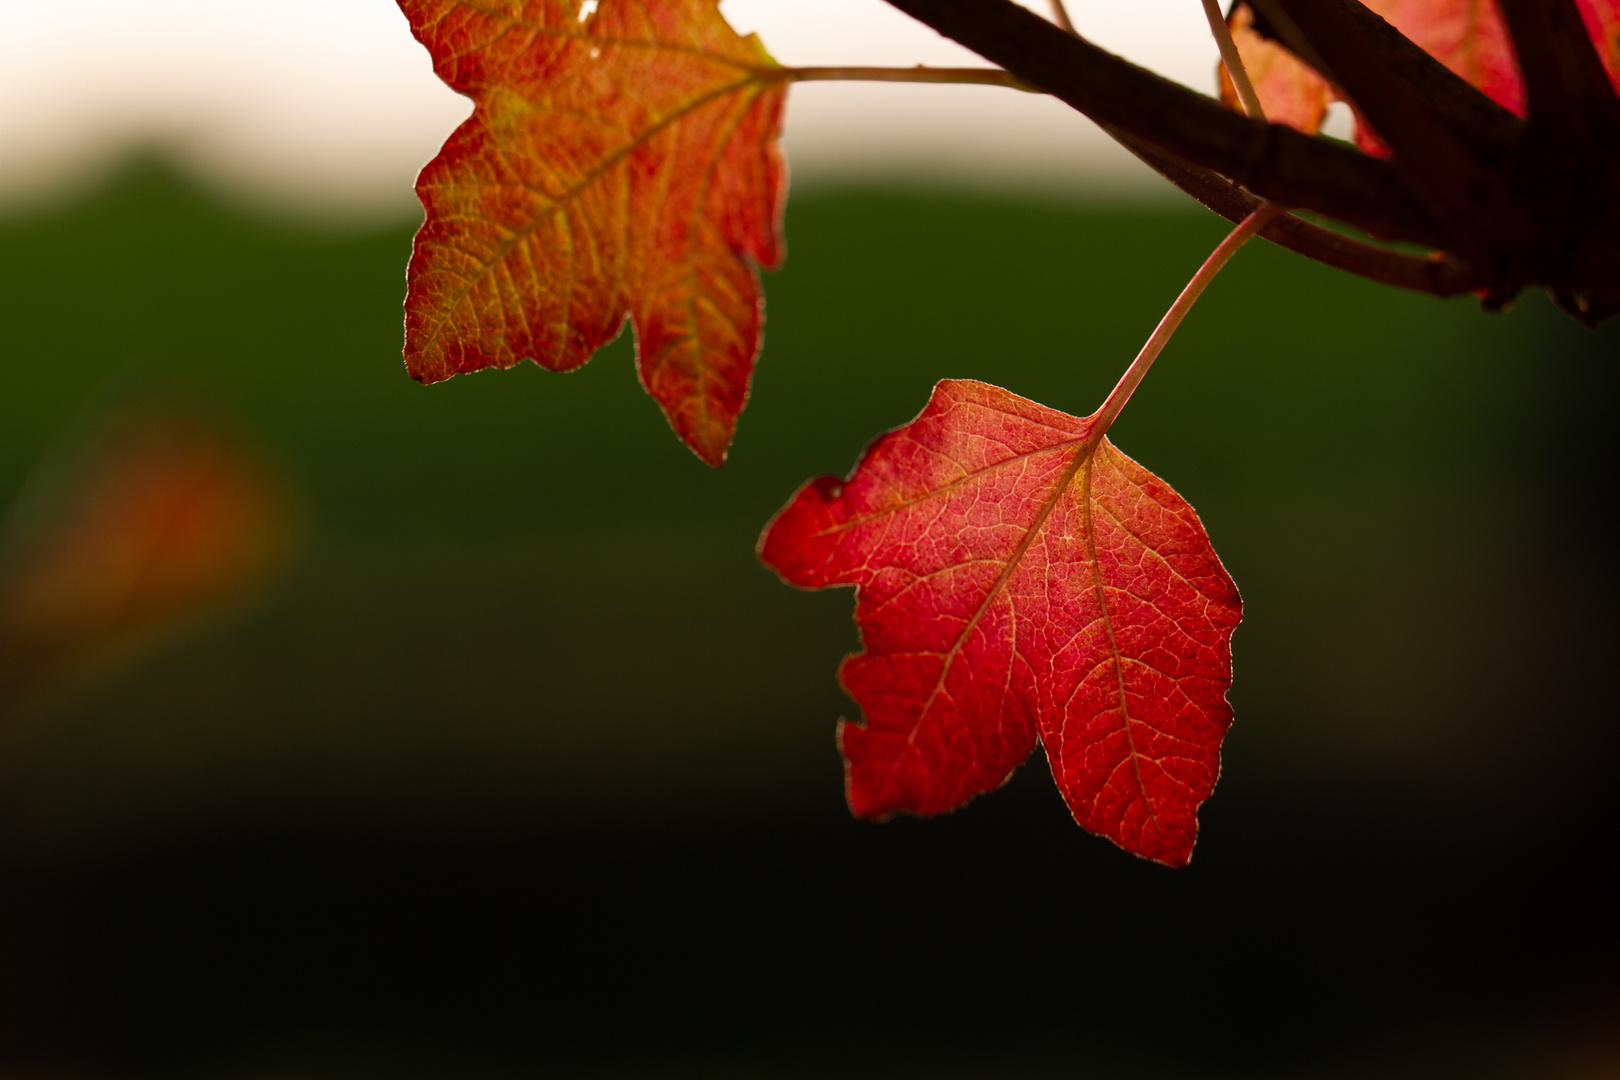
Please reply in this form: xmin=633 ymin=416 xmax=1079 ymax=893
xmin=1225 ymin=0 xmax=1620 ymax=153
xmin=398 ymin=0 xmax=787 ymax=465
xmin=759 ymin=380 xmax=1242 ymax=867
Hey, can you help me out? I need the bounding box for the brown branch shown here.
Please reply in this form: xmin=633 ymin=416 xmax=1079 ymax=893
xmin=784 ymin=52 xmax=1483 ymax=296
xmin=1031 ymin=0 xmax=1481 ymax=295
xmin=1116 ymin=132 xmax=1486 ymax=296
xmin=1247 ymin=0 xmax=1523 ymax=156
xmin=879 ymin=0 xmax=1454 ymax=250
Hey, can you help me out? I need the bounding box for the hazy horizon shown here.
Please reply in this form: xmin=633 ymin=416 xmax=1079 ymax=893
xmin=0 ymin=0 xmax=1255 ymax=221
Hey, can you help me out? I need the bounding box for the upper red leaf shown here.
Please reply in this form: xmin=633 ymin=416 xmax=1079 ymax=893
xmin=399 ymin=0 xmax=787 ymax=465
xmin=759 ymin=381 xmax=1242 ymax=866
xmin=1224 ymin=0 xmax=1620 ymax=154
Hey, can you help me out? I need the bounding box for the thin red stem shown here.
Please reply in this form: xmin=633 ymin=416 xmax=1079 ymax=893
xmin=779 ymin=66 xmax=1033 ymax=90
xmin=1049 ymin=0 xmax=1077 ymax=34
xmin=1092 ymin=202 xmax=1288 ymax=439
xmin=1202 ymin=0 xmax=1266 ymax=120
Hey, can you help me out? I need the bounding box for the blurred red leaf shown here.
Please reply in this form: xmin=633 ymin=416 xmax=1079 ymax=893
xmin=0 ymin=409 xmax=298 ymax=714
xmin=1224 ymin=0 xmax=1620 ymax=154
xmin=759 ymin=381 xmax=1241 ymax=866
xmin=399 ymin=0 xmax=787 ymax=465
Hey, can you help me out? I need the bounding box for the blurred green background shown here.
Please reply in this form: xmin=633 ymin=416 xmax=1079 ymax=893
xmin=0 ymin=162 xmax=1614 ymax=1078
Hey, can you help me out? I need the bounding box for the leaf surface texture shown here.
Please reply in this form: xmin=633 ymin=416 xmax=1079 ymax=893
xmin=760 ymin=381 xmax=1241 ymax=866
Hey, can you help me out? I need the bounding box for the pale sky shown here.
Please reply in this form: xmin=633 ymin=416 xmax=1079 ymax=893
xmin=0 ymin=0 xmax=1236 ymax=220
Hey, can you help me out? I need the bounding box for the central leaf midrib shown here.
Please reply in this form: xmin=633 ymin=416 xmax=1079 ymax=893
xmin=874 ymin=434 xmax=1098 ymax=806
xmin=812 ymin=432 xmax=1087 ymax=540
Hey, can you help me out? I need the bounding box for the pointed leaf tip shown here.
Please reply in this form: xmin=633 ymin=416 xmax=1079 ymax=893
xmin=398 ymin=0 xmax=787 ymax=465
xmin=759 ymin=380 xmax=1242 ymax=866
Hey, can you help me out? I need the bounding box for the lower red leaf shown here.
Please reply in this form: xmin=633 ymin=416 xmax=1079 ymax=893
xmin=759 ymin=380 xmax=1242 ymax=866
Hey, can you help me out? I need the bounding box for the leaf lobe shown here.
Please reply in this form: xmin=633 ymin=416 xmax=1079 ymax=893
xmin=760 ymin=380 xmax=1242 ymax=866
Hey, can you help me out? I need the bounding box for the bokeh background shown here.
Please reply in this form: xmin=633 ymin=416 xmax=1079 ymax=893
xmin=0 ymin=1 xmax=1616 ymax=1077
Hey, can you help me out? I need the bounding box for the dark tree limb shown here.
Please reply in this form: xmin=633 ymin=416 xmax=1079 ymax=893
xmin=882 ymin=0 xmax=1620 ymax=323
xmin=879 ymin=0 xmax=1454 ymax=249
xmin=1258 ymin=0 xmax=1539 ymax=263
xmin=1244 ymin=0 xmax=1524 ymax=155
xmin=1114 ymin=131 xmax=1485 ymax=296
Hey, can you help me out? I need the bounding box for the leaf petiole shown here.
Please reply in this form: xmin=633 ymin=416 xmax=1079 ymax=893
xmin=1201 ymin=0 xmax=1266 ymax=120
xmin=1048 ymin=0 xmax=1077 ymax=35
xmin=1091 ymin=201 xmax=1288 ymax=440
xmin=777 ymin=66 xmax=1037 ymax=91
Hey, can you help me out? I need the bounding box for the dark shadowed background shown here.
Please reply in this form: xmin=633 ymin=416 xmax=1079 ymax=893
xmin=0 ymin=162 xmax=1614 ymax=1078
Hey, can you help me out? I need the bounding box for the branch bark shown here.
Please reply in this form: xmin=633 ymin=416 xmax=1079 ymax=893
xmin=1118 ymin=134 xmax=1485 ymax=296
xmin=1258 ymin=0 xmax=1538 ymax=263
xmin=1245 ymin=0 xmax=1523 ymax=155
xmin=879 ymin=0 xmax=1454 ymax=249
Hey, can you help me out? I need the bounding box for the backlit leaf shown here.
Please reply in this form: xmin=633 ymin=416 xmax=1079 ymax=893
xmin=1224 ymin=0 xmax=1620 ymax=154
xmin=399 ymin=0 xmax=788 ymax=465
xmin=759 ymin=381 xmax=1241 ymax=867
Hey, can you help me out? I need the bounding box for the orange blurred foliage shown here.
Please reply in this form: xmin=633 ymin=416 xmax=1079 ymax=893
xmin=0 ymin=406 xmax=299 ymax=717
